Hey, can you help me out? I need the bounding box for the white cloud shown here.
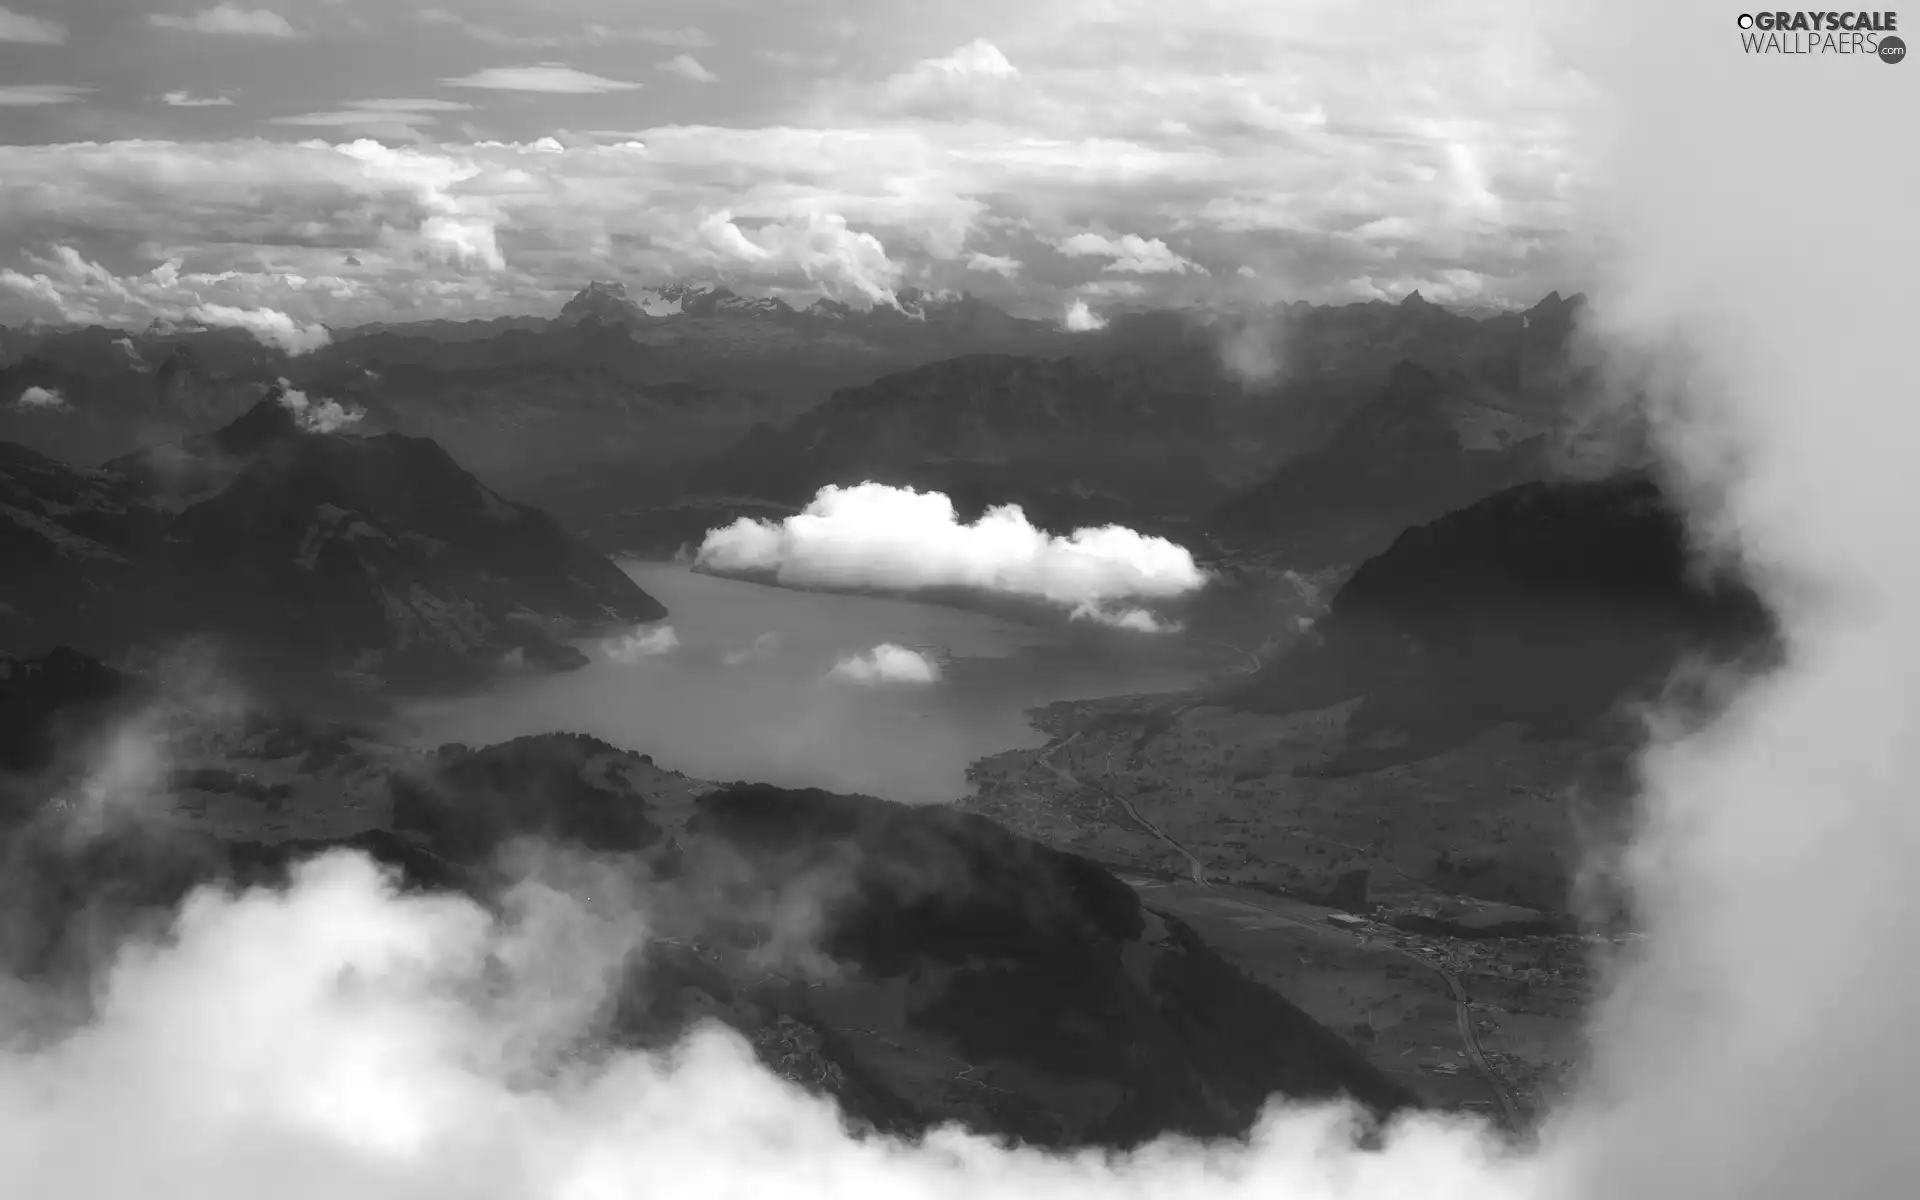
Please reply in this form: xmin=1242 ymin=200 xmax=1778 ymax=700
xmin=0 ymin=848 xmax=1540 ymax=1200
xmin=695 ymin=482 xmax=1207 ymax=622
xmin=441 ymin=64 xmax=644 ymax=94
xmin=276 ymin=383 xmax=363 ymax=432
xmin=149 ymin=5 xmax=301 ymax=38
xmin=0 ymin=84 xmax=89 ymax=107
xmin=1062 ymin=297 xmax=1107 ymax=331
xmin=162 ymin=91 xmax=235 ymax=108
xmin=965 ymin=252 xmax=1021 ymax=277
xmin=1054 ymin=232 xmax=1206 ymax=275
xmin=657 ymin=55 xmax=719 ymax=83
xmin=0 ymin=0 xmax=1595 ymax=326
xmin=15 ymin=385 xmax=66 ymax=410
xmin=0 ymin=6 xmax=65 ymax=44
xmin=825 ymin=643 xmax=943 ymax=685
xmin=874 ymin=39 xmax=1023 ymax=120
xmin=1071 ymin=604 xmax=1181 ymax=634
xmin=194 ymin=304 xmax=332 ymax=354
xmin=604 ymin=624 xmax=681 ymax=663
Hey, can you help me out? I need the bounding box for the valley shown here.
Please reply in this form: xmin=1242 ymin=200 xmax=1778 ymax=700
xmin=1 ymin=282 xmax=1738 ymax=1149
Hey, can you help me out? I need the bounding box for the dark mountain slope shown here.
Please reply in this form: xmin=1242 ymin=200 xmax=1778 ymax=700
xmin=1207 ymin=360 xmax=1549 ymax=566
xmin=2 ymin=724 xmax=1415 ymax=1148
xmin=1220 ymin=473 xmax=1777 ymax=774
xmin=1 ymin=394 xmax=662 ymax=707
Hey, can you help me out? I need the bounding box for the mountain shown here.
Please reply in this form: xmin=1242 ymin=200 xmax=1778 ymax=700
xmin=0 ymin=390 xmax=664 ymax=708
xmin=584 ymin=291 xmax=1598 ymax=559
xmin=0 ymin=326 xmax=281 ymax=465
xmin=1 ymin=721 xmax=1415 ymax=1147
xmin=608 ymin=352 xmax=1264 ymax=552
xmin=1218 ymin=473 xmax=1776 ymax=774
xmin=1206 ymin=359 xmax=1552 ymax=567
xmin=0 ymin=646 xmax=138 ymax=776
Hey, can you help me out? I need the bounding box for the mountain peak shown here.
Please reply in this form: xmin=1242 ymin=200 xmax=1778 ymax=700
xmin=1401 ymin=289 xmax=1431 ymax=307
xmin=211 ymin=390 xmax=305 ymax=455
xmin=559 ymin=280 xmax=642 ymax=324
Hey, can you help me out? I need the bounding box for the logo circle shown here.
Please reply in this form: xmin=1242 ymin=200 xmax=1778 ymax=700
xmin=1880 ymin=35 xmax=1907 ymax=63
xmin=1737 ymin=13 xmax=1754 ymax=28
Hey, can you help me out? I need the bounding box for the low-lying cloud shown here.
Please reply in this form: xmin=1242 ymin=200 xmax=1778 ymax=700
xmin=1062 ymin=297 xmax=1108 ymax=331
xmin=604 ymin=624 xmax=681 ymax=663
xmin=190 ymin=303 xmax=333 ymax=355
xmin=825 ymin=644 xmax=942 ymax=686
xmin=276 ymin=384 xmax=364 ymax=434
xmin=696 ymin=483 xmax=1208 ymax=626
xmin=14 ymin=385 xmax=64 ymax=410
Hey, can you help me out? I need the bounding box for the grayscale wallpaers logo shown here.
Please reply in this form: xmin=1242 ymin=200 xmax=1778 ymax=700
xmin=1736 ymin=10 xmax=1905 ymax=59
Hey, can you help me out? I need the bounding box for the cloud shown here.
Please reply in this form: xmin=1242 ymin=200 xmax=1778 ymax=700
xmin=14 ymin=385 xmax=65 ymax=410
xmin=721 ymin=631 xmax=781 ymax=667
xmin=271 ymin=99 xmax=475 ymax=141
xmin=0 ymin=84 xmax=89 ymax=107
xmin=1054 ymin=232 xmax=1207 ymax=275
xmin=1062 ymin=297 xmax=1107 ymax=331
xmin=440 ymin=64 xmax=644 ymax=94
xmin=192 ymin=304 xmax=332 ymax=354
xmin=0 ymin=6 xmax=64 ymax=43
xmin=657 ymin=55 xmax=719 ymax=83
xmin=162 ymin=91 xmax=235 ymax=108
xmin=419 ymin=10 xmax=710 ymax=50
xmin=825 ymin=644 xmax=943 ymax=686
xmin=275 ymin=383 xmax=363 ymax=432
xmin=965 ymin=252 xmax=1021 ymax=277
xmin=695 ymin=482 xmax=1208 ymax=622
xmin=604 ymin=624 xmax=681 ymax=663
xmin=1071 ymin=604 xmax=1181 ymax=634
xmin=0 ymin=247 xmax=352 ymax=335
xmin=149 ymin=5 xmax=301 ymax=38
xmin=6 ymin=4 xmax=1919 ymax=1198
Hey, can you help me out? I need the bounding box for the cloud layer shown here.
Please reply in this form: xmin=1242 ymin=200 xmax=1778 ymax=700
xmin=695 ymin=483 xmax=1208 ymax=625
xmin=825 ymin=644 xmax=942 ymax=686
xmin=14 ymin=384 xmax=64 ymax=409
xmin=0 ymin=0 xmax=1594 ymax=325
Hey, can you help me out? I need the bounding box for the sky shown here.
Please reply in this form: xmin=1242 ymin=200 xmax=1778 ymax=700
xmin=0 ymin=0 xmax=1598 ymax=328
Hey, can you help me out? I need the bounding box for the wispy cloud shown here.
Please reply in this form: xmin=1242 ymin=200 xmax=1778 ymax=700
xmin=0 ymin=84 xmax=90 ymax=107
xmin=149 ymin=5 xmax=302 ymax=38
xmin=419 ymin=10 xmax=709 ymax=50
xmin=270 ymin=98 xmax=474 ymax=138
xmin=0 ymin=6 xmax=66 ymax=44
xmin=162 ymin=91 xmax=235 ymax=108
xmin=1053 ymin=231 xmax=1207 ymax=275
xmin=657 ymin=55 xmax=719 ymax=84
xmin=440 ymin=64 xmax=643 ymax=95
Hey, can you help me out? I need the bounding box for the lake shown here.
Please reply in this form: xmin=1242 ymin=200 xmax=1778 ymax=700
xmin=399 ymin=561 xmax=1219 ymax=805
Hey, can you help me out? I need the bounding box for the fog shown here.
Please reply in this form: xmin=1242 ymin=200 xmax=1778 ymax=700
xmin=6 ymin=0 xmax=1919 ymax=1195
xmin=402 ymin=563 xmax=1213 ymax=805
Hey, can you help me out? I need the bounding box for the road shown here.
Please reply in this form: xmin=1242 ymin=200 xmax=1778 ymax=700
xmin=1033 ymin=729 xmax=1522 ymax=1128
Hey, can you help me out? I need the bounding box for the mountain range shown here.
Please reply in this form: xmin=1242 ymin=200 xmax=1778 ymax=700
xmin=1 ymin=387 xmax=662 ymax=710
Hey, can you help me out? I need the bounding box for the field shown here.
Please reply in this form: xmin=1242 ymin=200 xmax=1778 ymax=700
xmin=960 ymin=692 xmax=1621 ymax=1120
